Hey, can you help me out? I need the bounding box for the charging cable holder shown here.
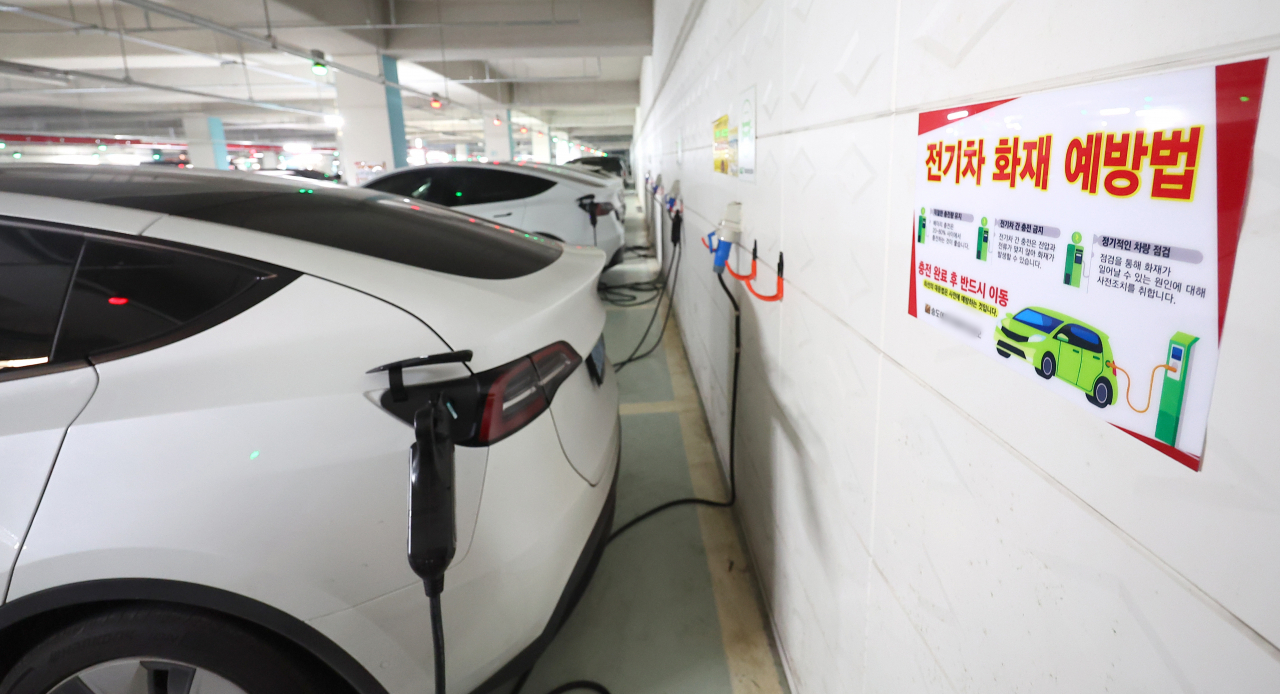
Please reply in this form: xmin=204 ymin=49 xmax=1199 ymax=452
xmin=743 ymin=251 xmax=784 ymax=302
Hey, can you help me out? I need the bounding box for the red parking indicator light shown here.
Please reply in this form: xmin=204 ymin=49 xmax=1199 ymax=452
xmin=108 ymin=297 xmax=129 ymax=305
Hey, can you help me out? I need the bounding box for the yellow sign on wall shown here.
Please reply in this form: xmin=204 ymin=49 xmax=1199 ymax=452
xmin=712 ymin=114 xmax=733 ymax=174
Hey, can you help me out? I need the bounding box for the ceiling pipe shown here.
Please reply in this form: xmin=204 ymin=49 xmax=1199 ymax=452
xmin=115 ymin=0 xmax=464 ymax=107
xmin=0 ymin=59 xmax=327 ymax=117
xmin=0 ymin=5 xmax=325 ymax=88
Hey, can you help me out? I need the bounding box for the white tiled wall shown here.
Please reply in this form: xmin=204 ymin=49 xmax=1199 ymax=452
xmin=635 ymin=0 xmax=1280 ymax=691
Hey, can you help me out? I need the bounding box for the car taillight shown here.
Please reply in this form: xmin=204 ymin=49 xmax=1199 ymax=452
xmin=476 ymin=342 xmax=581 ymax=444
xmin=593 ymin=202 xmax=615 ymax=216
xmin=377 ymin=342 xmax=583 ymax=446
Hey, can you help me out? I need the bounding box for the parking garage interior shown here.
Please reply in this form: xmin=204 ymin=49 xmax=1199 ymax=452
xmin=2 ymin=1 xmax=1280 ymax=694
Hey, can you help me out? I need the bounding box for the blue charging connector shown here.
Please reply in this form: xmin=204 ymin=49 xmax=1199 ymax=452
xmin=712 ymin=202 xmax=743 ymax=274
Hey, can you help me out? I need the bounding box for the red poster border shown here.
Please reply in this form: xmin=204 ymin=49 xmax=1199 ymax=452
xmin=1213 ymin=58 xmax=1268 ymax=340
xmin=908 ymin=59 xmax=1269 ymax=471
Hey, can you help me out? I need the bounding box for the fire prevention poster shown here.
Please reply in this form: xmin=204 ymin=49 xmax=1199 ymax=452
xmin=909 ymin=59 xmax=1267 ymax=471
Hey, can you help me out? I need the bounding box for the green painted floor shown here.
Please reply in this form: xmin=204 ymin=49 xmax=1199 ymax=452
xmin=513 ymin=380 xmax=731 ymax=694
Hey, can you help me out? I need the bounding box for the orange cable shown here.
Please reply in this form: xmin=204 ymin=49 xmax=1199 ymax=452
xmin=1112 ymin=362 xmax=1176 ymax=413
xmin=744 ymin=251 xmax=784 ymax=302
xmin=726 ymin=255 xmax=756 ymax=281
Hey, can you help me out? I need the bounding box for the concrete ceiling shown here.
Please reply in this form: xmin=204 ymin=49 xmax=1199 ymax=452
xmin=0 ymin=0 xmax=650 ymax=149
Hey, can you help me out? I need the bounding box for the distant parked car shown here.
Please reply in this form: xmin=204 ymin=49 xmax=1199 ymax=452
xmin=365 ymin=162 xmax=626 ymax=264
xmin=565 ymin=156 xmax=629 ymax=185
xmin=258 ymin=168 xmax=342 ymax=183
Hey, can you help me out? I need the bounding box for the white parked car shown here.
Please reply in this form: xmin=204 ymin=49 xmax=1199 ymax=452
xmin=563 ymin=156 xmax=629 ymax=187
xmin=0 ymin=165 xmax=619 ymax=694
xmin=364 ymin=162 xmax=626 ymax=265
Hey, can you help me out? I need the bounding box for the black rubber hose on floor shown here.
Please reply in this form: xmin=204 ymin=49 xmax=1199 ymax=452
xmin=493 ymin=228 xmax=744 ymax=694
xmin=606 ymin=270 xmax=740 ymax=543
xmin=611 ymin=242 xmax=682 ymax=372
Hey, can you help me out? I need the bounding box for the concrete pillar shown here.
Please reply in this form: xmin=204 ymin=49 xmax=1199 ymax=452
xmin=182 ymin=115 xmax=229 ymax=170
xmin=531 ymin=125 xmax=551 ymax=163
xmin=553 ymin=131 xmax=571 ymax=164
xmin=260 ymin=151 xmax=280 ymax=169
xmin=455 ymin=144 xmax=469 ymax=161
xmin=335 ymin=55 xmax=408 ymax=185
xmin=482 ymin=109 xmax=514 ymax=162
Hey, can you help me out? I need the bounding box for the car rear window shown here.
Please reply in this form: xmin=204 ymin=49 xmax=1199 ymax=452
xmin=1013 ymin=309 xmax=1063 ymax=332
xmin=0 ymin=166 xmax=562 ymax=280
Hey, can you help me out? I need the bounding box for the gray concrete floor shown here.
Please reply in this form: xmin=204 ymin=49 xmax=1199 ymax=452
xmin=494 ymin=195 xmax=789 ymax=694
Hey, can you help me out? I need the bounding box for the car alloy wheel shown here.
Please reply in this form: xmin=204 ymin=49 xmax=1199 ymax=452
xmin=0 ymin=606 xmax=323 ymax=694
xmin=1037 ymin=353 xmax=1055 ymax=379
xmin=48 ymin=659 xmax=248 ymax=694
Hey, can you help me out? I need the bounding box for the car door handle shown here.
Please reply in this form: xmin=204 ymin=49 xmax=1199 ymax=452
xmin=492 ymin=212 xmax=513 ymax=218
xmin=1092 ymin=355 xmax=1101 ymax=360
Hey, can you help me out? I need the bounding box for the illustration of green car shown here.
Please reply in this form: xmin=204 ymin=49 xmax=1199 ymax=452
xmin=995 ymin=306 xmax=1117 ymax=408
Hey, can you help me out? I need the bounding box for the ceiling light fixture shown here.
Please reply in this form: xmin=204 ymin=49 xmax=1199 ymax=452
xmin=310 ymin=49 xmax=328 ymax=76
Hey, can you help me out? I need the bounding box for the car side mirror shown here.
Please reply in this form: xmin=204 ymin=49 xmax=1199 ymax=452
xmin=1056 ymin=333 xmax=1069 ymax=342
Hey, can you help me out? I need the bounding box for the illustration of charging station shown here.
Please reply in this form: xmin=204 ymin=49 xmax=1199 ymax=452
xmin=1155 ymin=332 xmax=1199 ymax=447
xmin=976 ymin=216 xmax=990 ymax=261
xmin=1063 ymin=231 xmax=1083 ymax=287
xmin=918 ymin=207 xmax=927 ymax=243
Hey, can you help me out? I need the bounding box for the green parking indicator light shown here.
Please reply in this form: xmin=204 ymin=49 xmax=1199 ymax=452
xmin=976 ymin=216 xmax=989 ymax=261
xmin=1064 ymin=231 xmax=1083 ymax=287
xmin=917 ymin=207 xmax=926 ymax=244
xmin=1154 ymin=332 xmax=1199 ymax=448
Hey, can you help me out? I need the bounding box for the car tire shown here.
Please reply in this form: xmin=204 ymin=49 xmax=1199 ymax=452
xmin=997 ymin=349 xmax=1010 ymax=358
xmin=0 ymin=605 xmax=327 ymax=694
xmin=1037 ymin=352 xmax=1055 ymax=379
xmin=1089 ymin=377 xmax=1111 ymax=409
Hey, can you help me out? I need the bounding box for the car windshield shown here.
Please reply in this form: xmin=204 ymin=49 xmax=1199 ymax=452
xmin=1013 ymin=309 xmax=1063 ymax=332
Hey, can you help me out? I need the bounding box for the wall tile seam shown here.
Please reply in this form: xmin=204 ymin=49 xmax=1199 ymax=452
xmin=638 ymin=0 xmax=711 ymax=133
xmin=638 ymin=0 xmax=772 ymax=128
xmin=736 ymin=38 xmax=1280 ymax=144
xmin=641 ymin=37 xmax=1280 ymax=157
xmin=661 ymin=180 xmax=1280 ymax=665
xmin=872 ymin=349 xmax=1280 ymax=661
xmin=863 ymin=540 xmax=965 ymax=694
xmin=654 ymin=300 xmax=800 ymax=691
xmin=668 ymin=318 xmax=885 ymax=694
xmin=675 ymin=257 xmax=1280 ymax=660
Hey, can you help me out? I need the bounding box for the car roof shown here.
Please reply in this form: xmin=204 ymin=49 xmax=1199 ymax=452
xmin=374 ymin=161 xmax=614 ymax=188
xmin=1021 ymin=306 xmax=1109 ymax=338
xmin=0 ymin=164 xmax=561 ymax=280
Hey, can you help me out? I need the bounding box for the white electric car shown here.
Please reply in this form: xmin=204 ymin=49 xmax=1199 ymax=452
xmin=0 ymin=165 xmax=620 ymax=694
xmin=363 ymin=162 xmax=626 ymax=265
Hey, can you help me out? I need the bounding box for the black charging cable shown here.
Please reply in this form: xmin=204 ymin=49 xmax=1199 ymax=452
xmin=610 ymin=208 xmax=684 ymax=370
xmin=611 ymin=242 xmax=682 ymax=372
xmin=598 ymin=208 xmax=680 ymax=308
xmin=608 ymin=271 xmax=740 ymax=543
xmin=495 ymin=266 xmax=740 ymax=694
xmin=429 ymin=591 xmax=446 ymax=693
